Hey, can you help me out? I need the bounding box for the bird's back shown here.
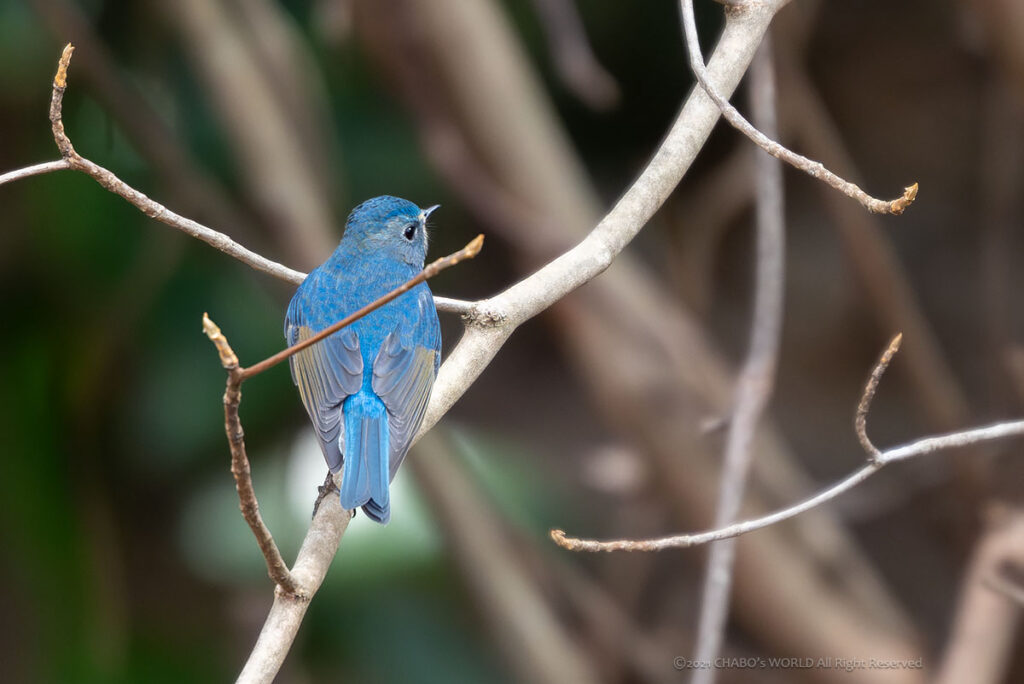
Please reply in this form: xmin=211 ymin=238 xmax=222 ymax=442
xmin=285 ymin=241 xmax=441 ymax=523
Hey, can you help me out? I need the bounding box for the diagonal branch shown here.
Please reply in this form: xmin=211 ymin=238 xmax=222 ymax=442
xmin=4 ymin=43 xmax=471 ymax=314
xmin=240 ymin=5 xmax=790 ymax=679
xmin=45 ymin=45 xmax=306 ymax=283
xmin=551 ymin=335 xmax=1024 ymax=552
xmin=680 ymin=0 xmax=918 ymax=215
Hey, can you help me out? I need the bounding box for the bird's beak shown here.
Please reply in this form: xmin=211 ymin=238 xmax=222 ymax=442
xmin=422 ymin=204 xmax=441 ymax=221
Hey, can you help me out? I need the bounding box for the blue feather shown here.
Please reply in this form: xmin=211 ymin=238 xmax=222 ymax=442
xmin=339 ymin=392 xmax=390 ymax=522
xmin=284 ymin=196 xmax=442 ymax=524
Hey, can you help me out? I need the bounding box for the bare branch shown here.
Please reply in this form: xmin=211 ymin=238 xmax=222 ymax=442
xmin=418 ymin=0 xmax=789 ymax=436
xmin=679 ymin=0 xmax=918 ymax=215
xmin=0 ymin=159 xmax=70 ymax=187
xmin=692 ymin=35 xmax=785 ymax=683
xmin=45 ymin=44 xmax=307 ymax=283
xmin=201 ymin=314 xmax=298 ymax=595
xmin=552 ymin=337 xmax=1024 ymax=552
xmin=0 ymin=44 xmax=472 ymax=314
xmin=856 ymin=333 xmax=904 ymax=461
xmin=237 ymin=492 xmax=350 ymax=684
xmin=30 ymin=0 xmax=260 ymax=244
xmin=432 ymin=295 xmax=479 ymax=316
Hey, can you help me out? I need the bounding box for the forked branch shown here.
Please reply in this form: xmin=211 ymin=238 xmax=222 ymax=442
xmin=680 ymin=0 xmax=918 ymax=215
xmin=1 ymin=43 xmax=471 ymax=315
xmin=551 ymin=334 xmax=1024 ymax=552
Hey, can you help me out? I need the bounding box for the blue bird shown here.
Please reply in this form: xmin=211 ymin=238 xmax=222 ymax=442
xmin=285 ymin=196 xmax=441 ymax=523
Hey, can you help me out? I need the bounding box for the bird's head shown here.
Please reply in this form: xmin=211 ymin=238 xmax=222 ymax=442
xmin=341 ymin=195 xmax=438 ymax=267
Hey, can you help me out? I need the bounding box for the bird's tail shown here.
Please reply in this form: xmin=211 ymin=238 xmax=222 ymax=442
xmin=340 ymin=392 xmax=391 ymax=523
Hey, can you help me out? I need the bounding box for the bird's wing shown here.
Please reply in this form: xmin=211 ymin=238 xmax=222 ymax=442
xmin=372 ymin=303 xmax=440 ymax=479
xmin=285 ymin=298 xmax=363 ymax=472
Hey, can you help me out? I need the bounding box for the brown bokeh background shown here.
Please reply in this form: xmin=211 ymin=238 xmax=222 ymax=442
xmin=0 ymin=1 xmax=1022 ymax=682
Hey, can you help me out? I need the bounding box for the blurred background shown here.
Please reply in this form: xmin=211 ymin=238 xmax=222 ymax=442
xmin=1 ymin=0 xmax=1023 ymax=682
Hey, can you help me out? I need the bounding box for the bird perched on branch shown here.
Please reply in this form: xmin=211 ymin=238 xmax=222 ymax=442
xmin=285 ymin=196 xmax=441 ymax=523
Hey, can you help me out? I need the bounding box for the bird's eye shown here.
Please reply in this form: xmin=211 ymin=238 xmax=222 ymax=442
xmin=403 ymin=223 xmax=417 ymax=241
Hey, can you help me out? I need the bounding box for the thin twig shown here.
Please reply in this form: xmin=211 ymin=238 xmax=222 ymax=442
xmin=691 ymin=35 xmax=785 ymax=683
xmin=551 ymin=336 xmax=1024 ymax=552
xmin=0 ymin=44 xmax=473 ymax=314
xmin=679 ymin=0 xmax=918 ymax=215
xmin=30 ymin=0 xmax=259 ymax=246
xmin=772 ymin=40 xmax=989 ymax=537
xmin=201 ymin=314 xmax=298 ymax=594
xmin=0 ymin=159 xmax=70 ymax=187
xmin=202 ymin=235 xmax=484 ymax=593
xmin=46 ymin=44 xmax=305 ymax=283
xmin=856 ymin=333 xmax=903 ymax=461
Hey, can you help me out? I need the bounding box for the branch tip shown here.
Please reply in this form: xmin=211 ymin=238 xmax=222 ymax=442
xmin=888 ymin=183 xmax=919 ymax=215
xmin=680 ymin=0 xmax=916 ymax=217
xmin=466 ymin=233 xmax=485 ymax=258
xmin=856 ymin=333 xmax=903 ymax=459
xmin=202 ymin=312 xmax=240 ymax=370
xmin=55 ymin=43 xmax=75 ymax=89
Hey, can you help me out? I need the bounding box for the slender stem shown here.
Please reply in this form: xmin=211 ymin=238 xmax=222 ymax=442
xmin=552 ymin=334 xmax=1024 ymax=552
xmin=679 ymin=0 xmax=918 ymax=215
xmin=0 ymin=159 xmax=70 ymax=187
xmin=856 ymin=333 xmax=904 ymax=460
xmin=202 ymin=316 xmax=298 ymax=594
xmin=692 ymin=35 xmax=785 ymax=683
xmin=551 ymin=416 xmax=1024 ymax=551
xmin=3 ymin=43 xmax=472 ymax=313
